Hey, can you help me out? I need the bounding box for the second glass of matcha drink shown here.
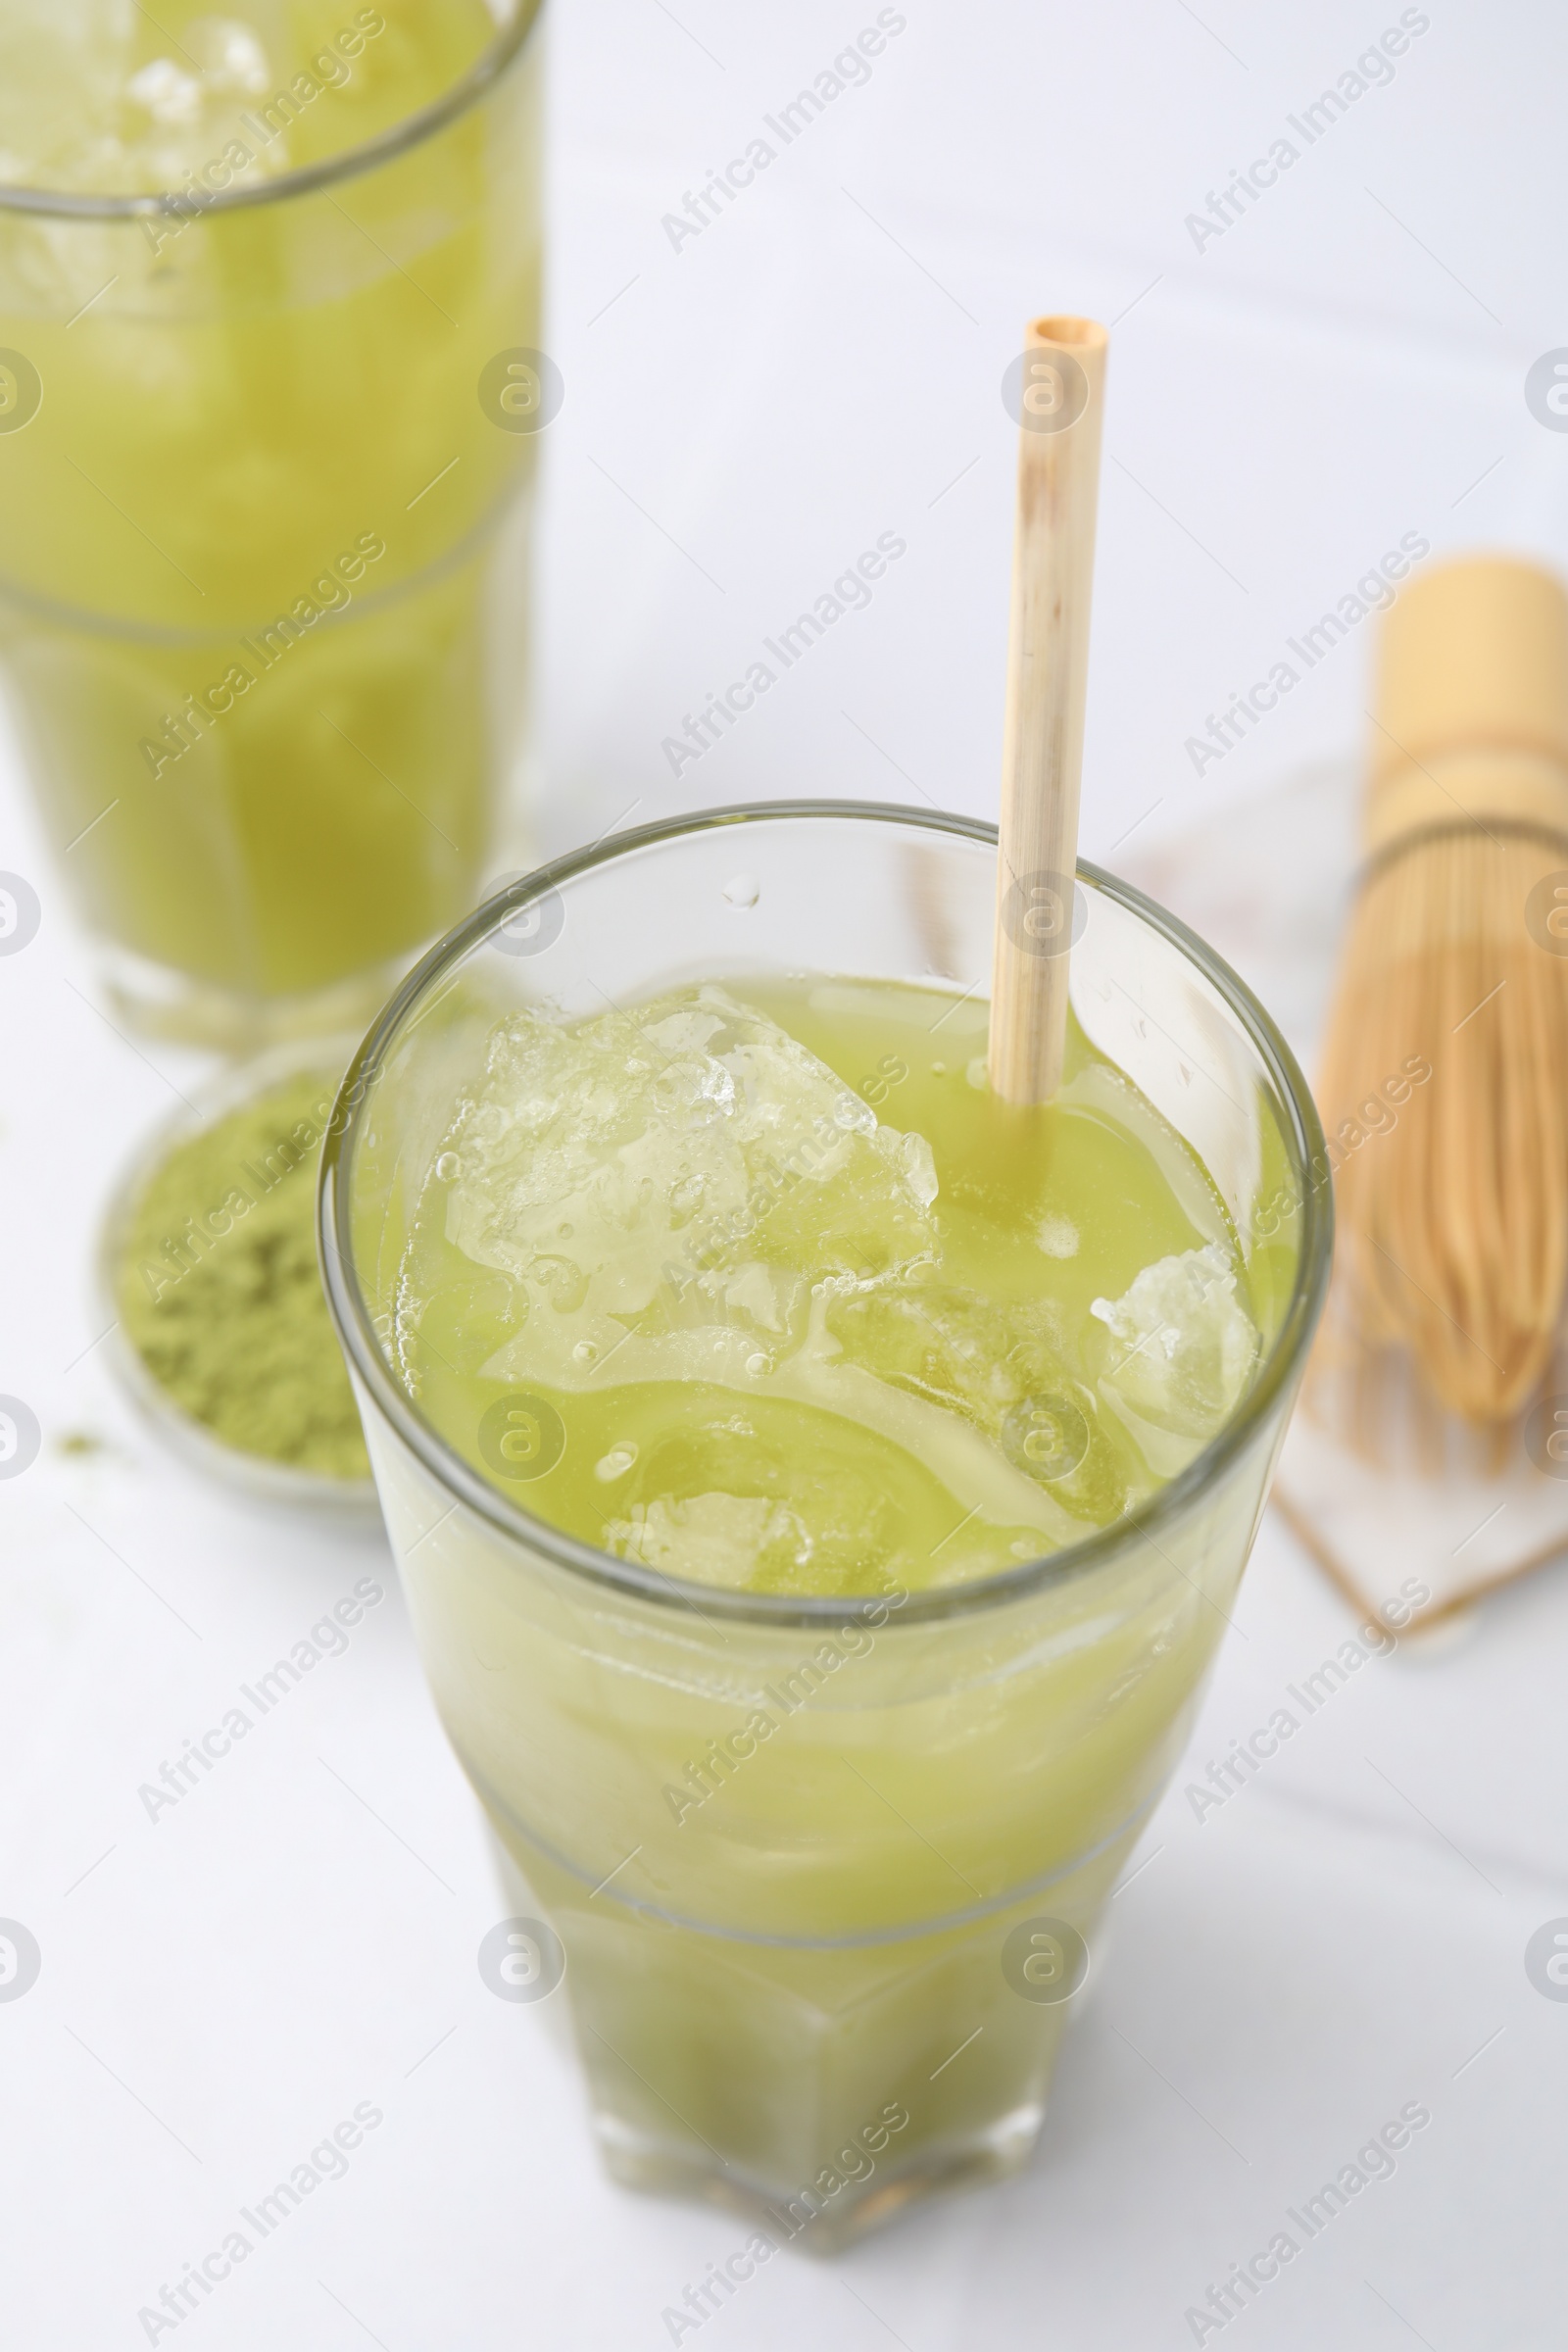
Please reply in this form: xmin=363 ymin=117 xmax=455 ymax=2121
xmin=0 ymin=0 xmax=545 ymax=1042
xmin=320 ymin=803 xmax=1331 ymax=2244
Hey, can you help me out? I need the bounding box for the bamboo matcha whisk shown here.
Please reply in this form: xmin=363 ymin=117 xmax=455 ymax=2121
xmin=1314 ymin=556 xmax=1568 ymax=1436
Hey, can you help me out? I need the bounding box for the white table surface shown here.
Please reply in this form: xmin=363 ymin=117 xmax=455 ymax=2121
xmin=4 ymin=4 xmax=1568 ymax=2346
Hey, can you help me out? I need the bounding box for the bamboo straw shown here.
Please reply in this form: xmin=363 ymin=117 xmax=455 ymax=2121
xmin=988 ymin=315 xmax=1109 ymax=1105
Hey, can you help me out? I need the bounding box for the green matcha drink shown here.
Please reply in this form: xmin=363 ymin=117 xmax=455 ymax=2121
xmin=322 ymin=807 xmax=1329 ymax=2239
xmin=398 ymin=979 xmax=1262 ymax=1595
xmin=0 ymin=0 xmax=542 ymax=1037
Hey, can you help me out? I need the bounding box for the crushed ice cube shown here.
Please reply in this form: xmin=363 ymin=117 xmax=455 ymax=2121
xmin=0 ymin=8 xmax=279 ymax=194
xmin=608 ymin=1493 xmax=791 ymax=1589
xmin=441 ymin=985 xmax=940 ymax=1346
xmin=1092 ymin=1243 xmax=1258 ymax=1478
xmin=826 ymin=1282 xmax=1135 ymax=1525
xmin=127 ymin=58 xmax=204 ymax=126
xmin=182 ymin=18 xmax=271 ymax=98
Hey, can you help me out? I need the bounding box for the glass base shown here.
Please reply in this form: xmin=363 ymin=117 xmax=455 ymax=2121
xmin=97 ymin=940 xmax=418 ymax=1053
xmin=596 ymin=2102 xmax=1045 ymax=2254
xmin=480 ymin=1817 xmax=1081 ymax=2252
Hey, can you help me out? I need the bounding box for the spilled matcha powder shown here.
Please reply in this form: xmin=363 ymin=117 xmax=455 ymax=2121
xmin=116 ymin=1072 xmax=368 ymax=1480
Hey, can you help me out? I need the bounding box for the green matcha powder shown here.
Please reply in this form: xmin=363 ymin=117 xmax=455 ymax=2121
xmin=117 ymin=1072 xmax=369 ymax=1480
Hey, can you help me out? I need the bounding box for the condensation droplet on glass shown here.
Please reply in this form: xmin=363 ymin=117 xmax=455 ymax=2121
xmin=594 ymin=1443 xmax=638 ymax=1482
xmin=435 ymin=1152 xmax=461 ymax=1182
xmin=723 ymin=873 xmax=760 ymax=908
xmin=558 ymin=1222 xmax=573 ymax=1239
xmin=571 ymin=1340 xmax=597 ymax=1365
xmin=746 ymin=1352 xmax=772 ymax=1376
xmin=931 ymin=1060 xmax=947 ymax=1076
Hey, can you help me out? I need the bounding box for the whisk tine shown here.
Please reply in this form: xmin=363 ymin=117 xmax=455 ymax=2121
xmin=1315 ymin=821 xmax=1568 ymax=1442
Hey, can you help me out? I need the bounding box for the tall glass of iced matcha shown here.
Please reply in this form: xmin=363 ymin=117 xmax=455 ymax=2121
xmin=320 ymin=804 xmax=1330 ymax=2244
xmin=0 ymin=0 xmax=543 ymax=1042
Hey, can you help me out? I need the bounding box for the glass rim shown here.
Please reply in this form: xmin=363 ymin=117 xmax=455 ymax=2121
xmin=318 ymin=799 xmax=1333 ymax=1630
xmin=0 ymin=0 xmax=544 ymax=220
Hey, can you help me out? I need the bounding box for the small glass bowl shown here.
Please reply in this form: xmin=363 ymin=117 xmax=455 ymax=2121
xmin=97 ymin=1033 xmax=381 ymax=1520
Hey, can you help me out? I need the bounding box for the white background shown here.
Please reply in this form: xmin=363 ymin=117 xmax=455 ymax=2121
xmin=4 ymin=3 xmax=1568 ymax=2348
